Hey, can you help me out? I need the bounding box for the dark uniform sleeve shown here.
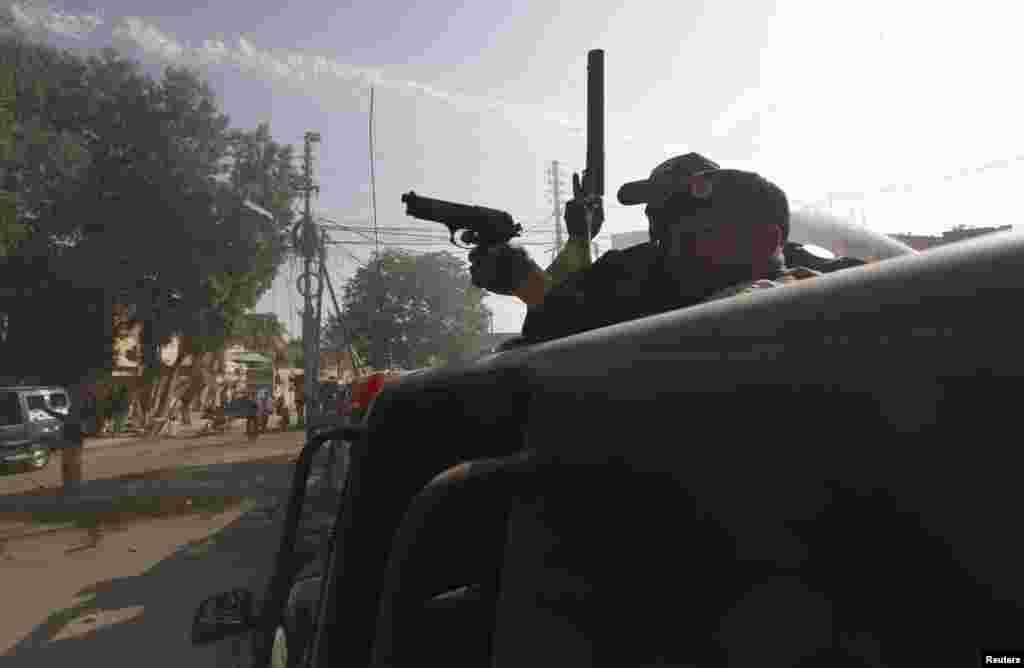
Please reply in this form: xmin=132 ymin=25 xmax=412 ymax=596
xmin=522 ymin=243 xmax=662 ymax=343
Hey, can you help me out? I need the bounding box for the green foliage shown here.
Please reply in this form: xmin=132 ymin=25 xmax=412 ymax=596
xmin=0 ymin=254 xmax=116 ymax=385
xmin=230 ymin=312 xmax=288 ymax=365
xmin=0 ymin=52 xmax=21 ymax=256
xmin=285 ymin=338 xmax=304 ymax=368
xmin=0 ymin=39 xmax=298 ymax=386
xmin=326 ymin=249 xmax=492 ymax=369
xmin=235 ymin=312 xmax=288 ymax=341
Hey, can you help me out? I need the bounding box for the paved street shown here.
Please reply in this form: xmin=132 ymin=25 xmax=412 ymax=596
xmin=0 ymin=422 xmax=308 ymax=499
xmin=0 ymin=421 xmax=346 ymax=666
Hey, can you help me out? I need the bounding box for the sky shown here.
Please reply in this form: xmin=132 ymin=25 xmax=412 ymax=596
xmin=9 ymin=0 xmax=1024 ymax=335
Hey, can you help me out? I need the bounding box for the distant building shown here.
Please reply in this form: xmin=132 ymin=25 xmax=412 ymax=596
xmin=888 ymin=225 xmax=1013 ymax=251
xmin=319 ymin=349 xmax=362 ymax=383
xmin=476 ymin=332 xmax=521 ymax=356
xmin=611 ymin=230 xmax=650 ymax=251
xmin=611 ymin=222 xmax=1013 ymax=256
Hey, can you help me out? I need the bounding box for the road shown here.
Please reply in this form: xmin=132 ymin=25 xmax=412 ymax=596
xmin=0 ymin=425 xmax=345 ymax=666
xmin=0 ymin=426 xmax=308 ymax=498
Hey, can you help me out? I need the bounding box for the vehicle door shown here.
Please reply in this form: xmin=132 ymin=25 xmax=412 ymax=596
xmin=22 ymin=391 xmax=63 ymax=444
xmin=0 ymin=390 xmax=29 ymax=451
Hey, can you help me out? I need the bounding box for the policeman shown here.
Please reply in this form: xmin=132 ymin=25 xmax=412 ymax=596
xmin=469 ymin=153 xmax=812 ymax=342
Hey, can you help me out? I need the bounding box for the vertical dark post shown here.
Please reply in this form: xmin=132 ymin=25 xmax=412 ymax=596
xmin=583 ymin=49 xmax=605 ymax=261
xmin=586 ymin=49 xmax=605 ymax=199
xmin=59 ymin=382 xmax=84 ymax=497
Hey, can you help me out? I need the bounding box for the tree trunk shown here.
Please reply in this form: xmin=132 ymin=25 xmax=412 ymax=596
xmin=177 ymin=351 xmax=211 ymax=426
xmin=154 ymin=348 xmax=186 ymax=420
xmin=208 ymin=348 xmax=228 ymax=408
xmin=134 ymin=375 xmax=159 ymax=429
xmin=167 ymin=374 xmax=190 ymax=424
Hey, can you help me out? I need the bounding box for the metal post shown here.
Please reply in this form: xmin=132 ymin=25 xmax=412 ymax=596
xmin=552 ymin=160 xmax=563 ymax=253
xmin=299 ymin=131 xmax=322 ymax=437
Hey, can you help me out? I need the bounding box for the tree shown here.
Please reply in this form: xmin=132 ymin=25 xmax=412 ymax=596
xmin=286 ymin=338 xmax=304 ymax=369
xmin=0 ymin=40 xmax=298 ymax=439
xmin=167 ymin=312 xmax=288 ymax=425
xmin=0 ymin=10 xmax=32 ymax=257
xmin=326 ymin=249 xmax=492 ymax=370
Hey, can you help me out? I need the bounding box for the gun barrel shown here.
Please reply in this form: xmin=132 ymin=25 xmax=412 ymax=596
xmin=586 ymin=49 xmax=605 ymax=197
xmin=401 ymin=191 xmax=477 ymax=226
xmin=401 ymin=192 xmax=519 ymax=242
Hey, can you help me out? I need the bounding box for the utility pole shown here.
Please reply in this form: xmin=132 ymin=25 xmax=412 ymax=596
xmin=551 ymin=160 xmax=564 ymax=252
xmin=545 ymin=160 xmax=568 ymax=261
xmin=296 ymin=131 xmax=322 ymax=435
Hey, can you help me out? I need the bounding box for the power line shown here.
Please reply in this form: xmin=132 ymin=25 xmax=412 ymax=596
xmin=320 ymin=220 xmax=555 ymax=233
xmin=325 ymin=240 xmax=555 ymax=247
xmin=334 ymin=244 xmax=367 ymax=267
xmin=325 ymin=228 xmax=451 ymax=240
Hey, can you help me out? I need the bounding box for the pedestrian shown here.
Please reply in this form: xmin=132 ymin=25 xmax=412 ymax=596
xmin=295 ymin=385 xmax=305 ymax=428
xmin=260 ymin=392 xmax=273 ymax=432
xmin=245 ymin=390 xmax=261 ymax=438
xmin=110 ymin=384 xmax=130 ymax=436
xmin=275 ymin=395 xmax=289 ymax=431
xmin=80 ymin=384 xmax=99 ymax=437
xmin=336 ymin=384 xmax=353 ymax=426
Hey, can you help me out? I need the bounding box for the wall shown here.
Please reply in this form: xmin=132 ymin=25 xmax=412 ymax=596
xmin=889 ymin=225 xmax=1014 ymax=251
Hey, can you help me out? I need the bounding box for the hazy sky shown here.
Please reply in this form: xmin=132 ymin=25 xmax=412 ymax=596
xmin=10 ymin=0 xmax=1024 ymax=335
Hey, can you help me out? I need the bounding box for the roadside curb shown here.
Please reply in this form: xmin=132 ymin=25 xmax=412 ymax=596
xmin=0 ymin=491 xmax=284 ymax=514
xmin=0 ymin=461 xmax=340 ymax=515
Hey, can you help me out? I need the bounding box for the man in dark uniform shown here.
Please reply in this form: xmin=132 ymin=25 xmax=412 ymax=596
xmin=469 ymin=153 xmax=815 ymax=343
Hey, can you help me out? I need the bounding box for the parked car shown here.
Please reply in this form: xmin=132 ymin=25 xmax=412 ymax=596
xmin=0 ymin=385 xmax=69 ymax=471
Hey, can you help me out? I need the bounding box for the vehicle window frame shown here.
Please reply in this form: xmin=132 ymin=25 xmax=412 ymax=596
xmin=0 ymin=391 xmax=24 ymax=428
xmin=24 ymin=392 xmax=53 ymax=422
xmin=46 ymin=391 xmax=69 ymax=409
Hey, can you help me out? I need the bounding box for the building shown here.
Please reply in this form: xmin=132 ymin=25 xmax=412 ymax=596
xmin=476 ymin=332 xmax=521 ymax=356
xmin=319 ymin=349 xmax=362 ymax=384
xmin=103 ymin=321 xmax=299 ymax=413
xmin=609 ymin=220 xmax=1012 ymax=258
xmin=888 ymin=225 xmax=1013 ymax=251
xmin=611 ymin=230 xmax=650 ymax=251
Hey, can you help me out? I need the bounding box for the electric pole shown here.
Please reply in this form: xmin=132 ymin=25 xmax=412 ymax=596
xmin=551 ymin=160 xmax=564 ymax=252
xmin=546 ymin=160 xmax=568 ymax=260
xmin=296 ymin=131 xmax=322 ymax=434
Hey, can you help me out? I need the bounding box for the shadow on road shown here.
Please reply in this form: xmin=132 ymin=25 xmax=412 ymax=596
xmin=3 ymin=504 xmax=283 ymax=666
xmin=0 ymin=453 xmax=302 ymax=515
xmin=1 ymin=447 xmax=344 ymax=667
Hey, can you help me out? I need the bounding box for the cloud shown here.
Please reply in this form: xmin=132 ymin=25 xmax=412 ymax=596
xmin=8 ymin=6 xmax=620 ymax=142
xmin=7 ymin=1 xmax=103 ymax=39
xmin=103 ymin=15 xmax=586 ymax=136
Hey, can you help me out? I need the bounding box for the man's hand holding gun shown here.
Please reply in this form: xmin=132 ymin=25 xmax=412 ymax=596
xmin=401 ymin=189 xmax=602 ymax=307
xmin=402 ymin=49 xmax=605 ymax=310
xmin=471 ymin=188 xmax=602 ymax=307
xmin=399 ymin=191 xmax=539 ymax=298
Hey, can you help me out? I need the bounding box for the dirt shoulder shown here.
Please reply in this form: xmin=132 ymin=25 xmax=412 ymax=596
xmin=0 ymin=444 xmax=344 ymax=666
xmin=0 ymin=495 xmax=286 ymax=666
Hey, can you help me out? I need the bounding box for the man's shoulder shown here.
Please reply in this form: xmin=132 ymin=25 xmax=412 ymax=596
xmin=545 ymin=242 xmax=657 ymax=299
xmin=522 ymin=243 xmax=667 ymax=342
xmin=595 ymin=242 xmax=659 ymax=268
xmin=586 ymin=242 xmax=660 ymax=285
